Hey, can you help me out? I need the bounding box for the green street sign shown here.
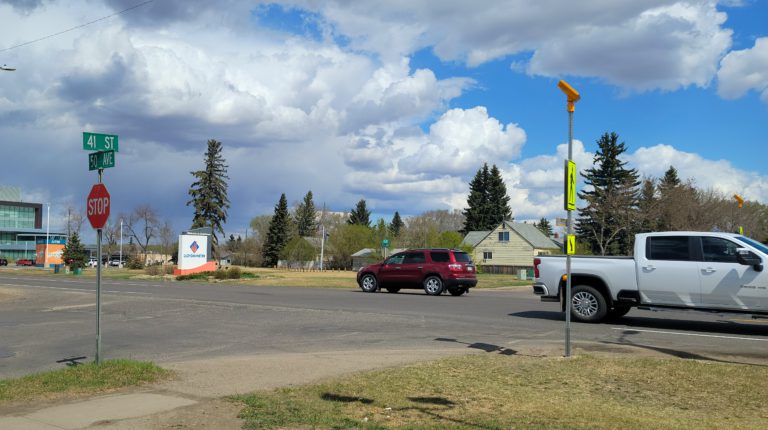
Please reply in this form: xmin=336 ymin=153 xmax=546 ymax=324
xmin=382 ymin=239 xmax=390 ymax=248
xmin=88 ymin=150 xmax=116 ymax=171
xmin=83 ymin=132 xmax=119 ymax=152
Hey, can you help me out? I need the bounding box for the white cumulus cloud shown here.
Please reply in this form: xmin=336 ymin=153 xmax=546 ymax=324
xmin=717 ymin=37 xmax=768 ymax=103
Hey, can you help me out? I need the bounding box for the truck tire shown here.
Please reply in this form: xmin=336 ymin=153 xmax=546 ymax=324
xmin=606 ymin=305 xmax=631 ymax=320
xmin=570 ymin=285 xmax=607 ymax=323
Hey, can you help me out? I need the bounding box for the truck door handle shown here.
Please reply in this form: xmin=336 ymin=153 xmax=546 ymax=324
xmin=643 ymin=265 xmax=655 ymax=271
xmin=702 ymin=267 xmax=716 ymax=273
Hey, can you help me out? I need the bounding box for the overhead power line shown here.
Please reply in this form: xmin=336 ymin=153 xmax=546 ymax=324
xmin=0 ymin=0 xmax=154 ymax=53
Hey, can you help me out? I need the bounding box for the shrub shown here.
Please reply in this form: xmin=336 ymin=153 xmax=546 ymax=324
xmin=213 ymin=270 xmax=228 ymax=280
xmin=126 ymin=255 xmax=144 ymax=270
xmin=175 ymin=271 xmax=214 ymax=281
xmin=164 ymin=265 xmax=175 ymax=275
xmin=144 ymin=265 xmax=162 ymax=276
xmin=228 ymin=266 xmax=242 ymax=279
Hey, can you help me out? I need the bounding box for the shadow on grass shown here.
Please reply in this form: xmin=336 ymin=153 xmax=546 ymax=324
xmin=321 ymin=393 xmax=373 ymax=404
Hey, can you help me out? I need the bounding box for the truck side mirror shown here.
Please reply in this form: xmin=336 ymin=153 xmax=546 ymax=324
xmin=736 ymin=248 xmax=763 ymax=272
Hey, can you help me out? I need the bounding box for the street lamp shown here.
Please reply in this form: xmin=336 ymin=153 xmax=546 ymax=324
xmin=558 ymin=79 xmax=581 ymax=358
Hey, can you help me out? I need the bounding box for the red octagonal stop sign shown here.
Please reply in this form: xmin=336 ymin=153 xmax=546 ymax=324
xmin=86 ymin=183 xmax=110 ymax=229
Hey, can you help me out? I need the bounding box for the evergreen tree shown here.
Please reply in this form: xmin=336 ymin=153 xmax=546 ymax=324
xmin=187 ymin=139 xmax=230 ymax=258
xmin=535 ymin=218 xmax=553 ymax=237
xmin=637 ymin=178 xmax=659 ymax=232
xmin=294 ymin=191 xmax=317 ymax=237
xmin=262 ymin=194 xmax=291 ymax=267
xmin=462 ymin=163 xmax=511 ymax=232
xmin=389 ymin=211 xmax=404 ymax=237
xmin=576 ymin=132 xmax=640 ymax=255
xmin=62 ymin=232 xmax=87 ymax=269
xmin=487 ymin=164 xmax=512 ymax=225
xmin=462 ymin=163 xmax=490 ymax=232
xmin=348 ymin=199 xmax=371 ymax=227
xmin=659 ymin=166 xmax=681 ymax=194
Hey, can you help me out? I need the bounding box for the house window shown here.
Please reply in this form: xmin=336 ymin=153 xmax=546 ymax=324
xmin=498 ymin=231 xmax=509 ymax=242
xmin=483 ymin=251 xmax=493 ymax=260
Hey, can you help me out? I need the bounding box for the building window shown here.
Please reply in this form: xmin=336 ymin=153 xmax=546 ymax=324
xmin=483 ymin=251 xmax=493 ymax=260
xmin=498 ymin=231 xmax=509 ymax=242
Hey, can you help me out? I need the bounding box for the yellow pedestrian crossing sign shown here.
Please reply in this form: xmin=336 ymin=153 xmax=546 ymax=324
xmin=564 ymin=160 xmax=576 ymax=211
xmin=566 ymin=234 xmax=576 ymax=255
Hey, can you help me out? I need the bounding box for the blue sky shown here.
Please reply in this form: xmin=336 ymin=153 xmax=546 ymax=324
xmin=1 ymin=0 xmax=767 ymax=241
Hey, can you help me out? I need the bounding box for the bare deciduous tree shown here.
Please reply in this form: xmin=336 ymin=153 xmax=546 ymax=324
xmin=124 ymin=205 xmax=159 ymax=265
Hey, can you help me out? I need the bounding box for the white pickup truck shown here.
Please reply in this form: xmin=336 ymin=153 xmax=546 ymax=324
xmin=533 ymin=231 xmax=768 ymax=323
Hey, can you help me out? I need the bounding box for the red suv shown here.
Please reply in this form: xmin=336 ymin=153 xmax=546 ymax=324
xmin=357 ymin=249 xmax=477 ymax=296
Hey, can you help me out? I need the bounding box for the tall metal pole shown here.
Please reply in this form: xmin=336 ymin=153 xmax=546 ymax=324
xmin=45 ymin=203 xmax=50 ymax=268
xmin=565 ymin=109 xmax=573 ymax=357
xmin=96 ymin=169 xmax=103 ymax=364
xmin=320 ymin=224 xmax=325 ymax=271
xmin=119 ymin=219 xmax=123 ymax=268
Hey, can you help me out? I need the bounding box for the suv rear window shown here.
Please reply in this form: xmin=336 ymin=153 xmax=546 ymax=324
xmin=430 ymin=251 xmax=450 ymax=262
xmin=403 ymin=252 xmax=426 ymax=264
xmin=453 ymin=252 xmax=472 ymax=263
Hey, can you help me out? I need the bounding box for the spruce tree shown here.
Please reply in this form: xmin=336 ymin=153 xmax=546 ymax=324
xmin=348 ymin=199 xmax=371 ymax=227
xmin=62 ymin=232 xmax=87 ymax=269
xmin=536 ymin=218 xmax=553 ymax=237
xmin=262 ymin=194 xmax=291 ymax=267
xmin=389 ymin=211 xmax=404 ymax=237
xmin=638 ymin=178 xmax=659 ymax=232
xmin=576 ymin=132 xmax=640 ymax=255
xmin=294 ymin=191 xmax=317 ymax=237
xmin=462 ymin=163 xmax=490 ymax=232
xmin=487 ymin=164 xmax=512 ymax=226
xmin=187 ymin=139 xmax=230 ymax=258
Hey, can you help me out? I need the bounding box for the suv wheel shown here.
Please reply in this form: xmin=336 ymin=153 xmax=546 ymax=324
xmin=359 ymin=274 xmax=378 ymax=293
xmin=423 ymin=275 xmax=444 ymax=296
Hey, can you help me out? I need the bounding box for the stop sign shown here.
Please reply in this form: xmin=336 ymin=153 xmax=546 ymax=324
xmin=86 ymin=183 xmax=110 ymax=229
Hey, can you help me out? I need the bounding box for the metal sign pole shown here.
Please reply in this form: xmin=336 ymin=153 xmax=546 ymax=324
xmin=96 ymin=168 xmax=103 ymax=364
xmin=565 ymin=110 xmax=573 ymax=358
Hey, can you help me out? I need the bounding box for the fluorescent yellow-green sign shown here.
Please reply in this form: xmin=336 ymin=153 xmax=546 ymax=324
xmin=564 ymin=160 xmax=576 ymax=211
xmin=566 ymin=234 xmax=576 ymax=255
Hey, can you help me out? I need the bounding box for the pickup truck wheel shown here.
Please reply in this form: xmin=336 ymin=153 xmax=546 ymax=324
xmin=359 ymin=274 xmax=378 ymax=293
xmin=607 ymin=305 xmax=631 ymax=320
xmin=385 ymin=287 xmax=400 ymax=293
xmin=423 ymin=276 xmax=444 ymax=296
xmin=570 ymin=285 xmax=607 ymax=323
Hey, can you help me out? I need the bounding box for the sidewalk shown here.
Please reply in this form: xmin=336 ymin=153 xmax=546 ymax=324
xmin=0 ymin=348 xmax=479 ymax=430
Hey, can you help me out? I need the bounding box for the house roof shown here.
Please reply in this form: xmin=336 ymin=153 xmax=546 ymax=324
xmin=460 ymin=231 xmax=490 ymax=248
xmin=462 ymin=221 xmax=560 ymax=250
xmin=351 ymin=248 xmax=374 ymax=257
xmin=506 ymin=221 xmax=560 ymax=249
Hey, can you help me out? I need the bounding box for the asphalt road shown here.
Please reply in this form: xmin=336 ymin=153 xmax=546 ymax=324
xmin=2 ymin=274 xmax=768 ymax=378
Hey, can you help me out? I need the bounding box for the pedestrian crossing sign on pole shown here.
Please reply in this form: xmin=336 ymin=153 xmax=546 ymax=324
xmin=566 ymin=234 xmax=576 ymax=255
xmin=564 ymin=160 xmax=576 ymax=211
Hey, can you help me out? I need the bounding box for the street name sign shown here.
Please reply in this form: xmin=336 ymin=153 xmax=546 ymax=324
xmin=83 ymin=132 xmax=119 ymax=152
xmin=86 ymin=183 xmax=110 ymax=229
xmin=88 ymin=150 xmax=116 ymax=171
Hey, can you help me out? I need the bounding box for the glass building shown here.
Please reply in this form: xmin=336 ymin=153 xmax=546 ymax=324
xmin=0 ymin=187 xmax=66 ymax=263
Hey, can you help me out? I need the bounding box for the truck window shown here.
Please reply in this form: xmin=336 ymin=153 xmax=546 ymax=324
xmin=701 ymin=237 xmax=739 ymax=263
xmin=403 ymin=252 xmax=426 ymax=264
xmin=646 ymin=236 xmax=691 ymax=261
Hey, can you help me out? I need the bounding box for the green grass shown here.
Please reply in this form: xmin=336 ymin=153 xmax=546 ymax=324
xmin=0 ymin=359 xmax=170 ymax=403
xmin=234 ymin=354 xmax=768 ymax=430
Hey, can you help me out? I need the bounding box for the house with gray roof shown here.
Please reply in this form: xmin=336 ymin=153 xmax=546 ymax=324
xmin=461 ymin=220 xmax=561 ymax=273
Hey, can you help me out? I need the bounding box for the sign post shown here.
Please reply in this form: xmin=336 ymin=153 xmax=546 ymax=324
xmin=84 ymin=131 xmax=117 ymax=365
xmin=87 ymin=183 xmax=110 ymax=364
xmin=558 ymin=80 xmax=580 ymax=358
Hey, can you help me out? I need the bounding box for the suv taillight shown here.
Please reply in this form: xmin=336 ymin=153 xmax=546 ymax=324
xmin=533 ymin=258 xmax=541 ymax=279
xmin=448 ymin=264 xmax=462 ymax=272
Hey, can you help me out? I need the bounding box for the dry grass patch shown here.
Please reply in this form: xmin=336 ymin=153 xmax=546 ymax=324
xmin=0 ymin=359 xmax=171 ymax=403
xmin=234 ymin=354 xmax=768 ymax=429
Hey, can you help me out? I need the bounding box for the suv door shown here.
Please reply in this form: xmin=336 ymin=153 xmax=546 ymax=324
xmin=699 ymin=236 xmax=767 ymax=309
xmin=400 ymin=251 xmax=427 ymax=286
xmin=378 ymin=253 xmax=405 ymax=285
xmin=637 ymin=236 xmax=700 ymax=306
